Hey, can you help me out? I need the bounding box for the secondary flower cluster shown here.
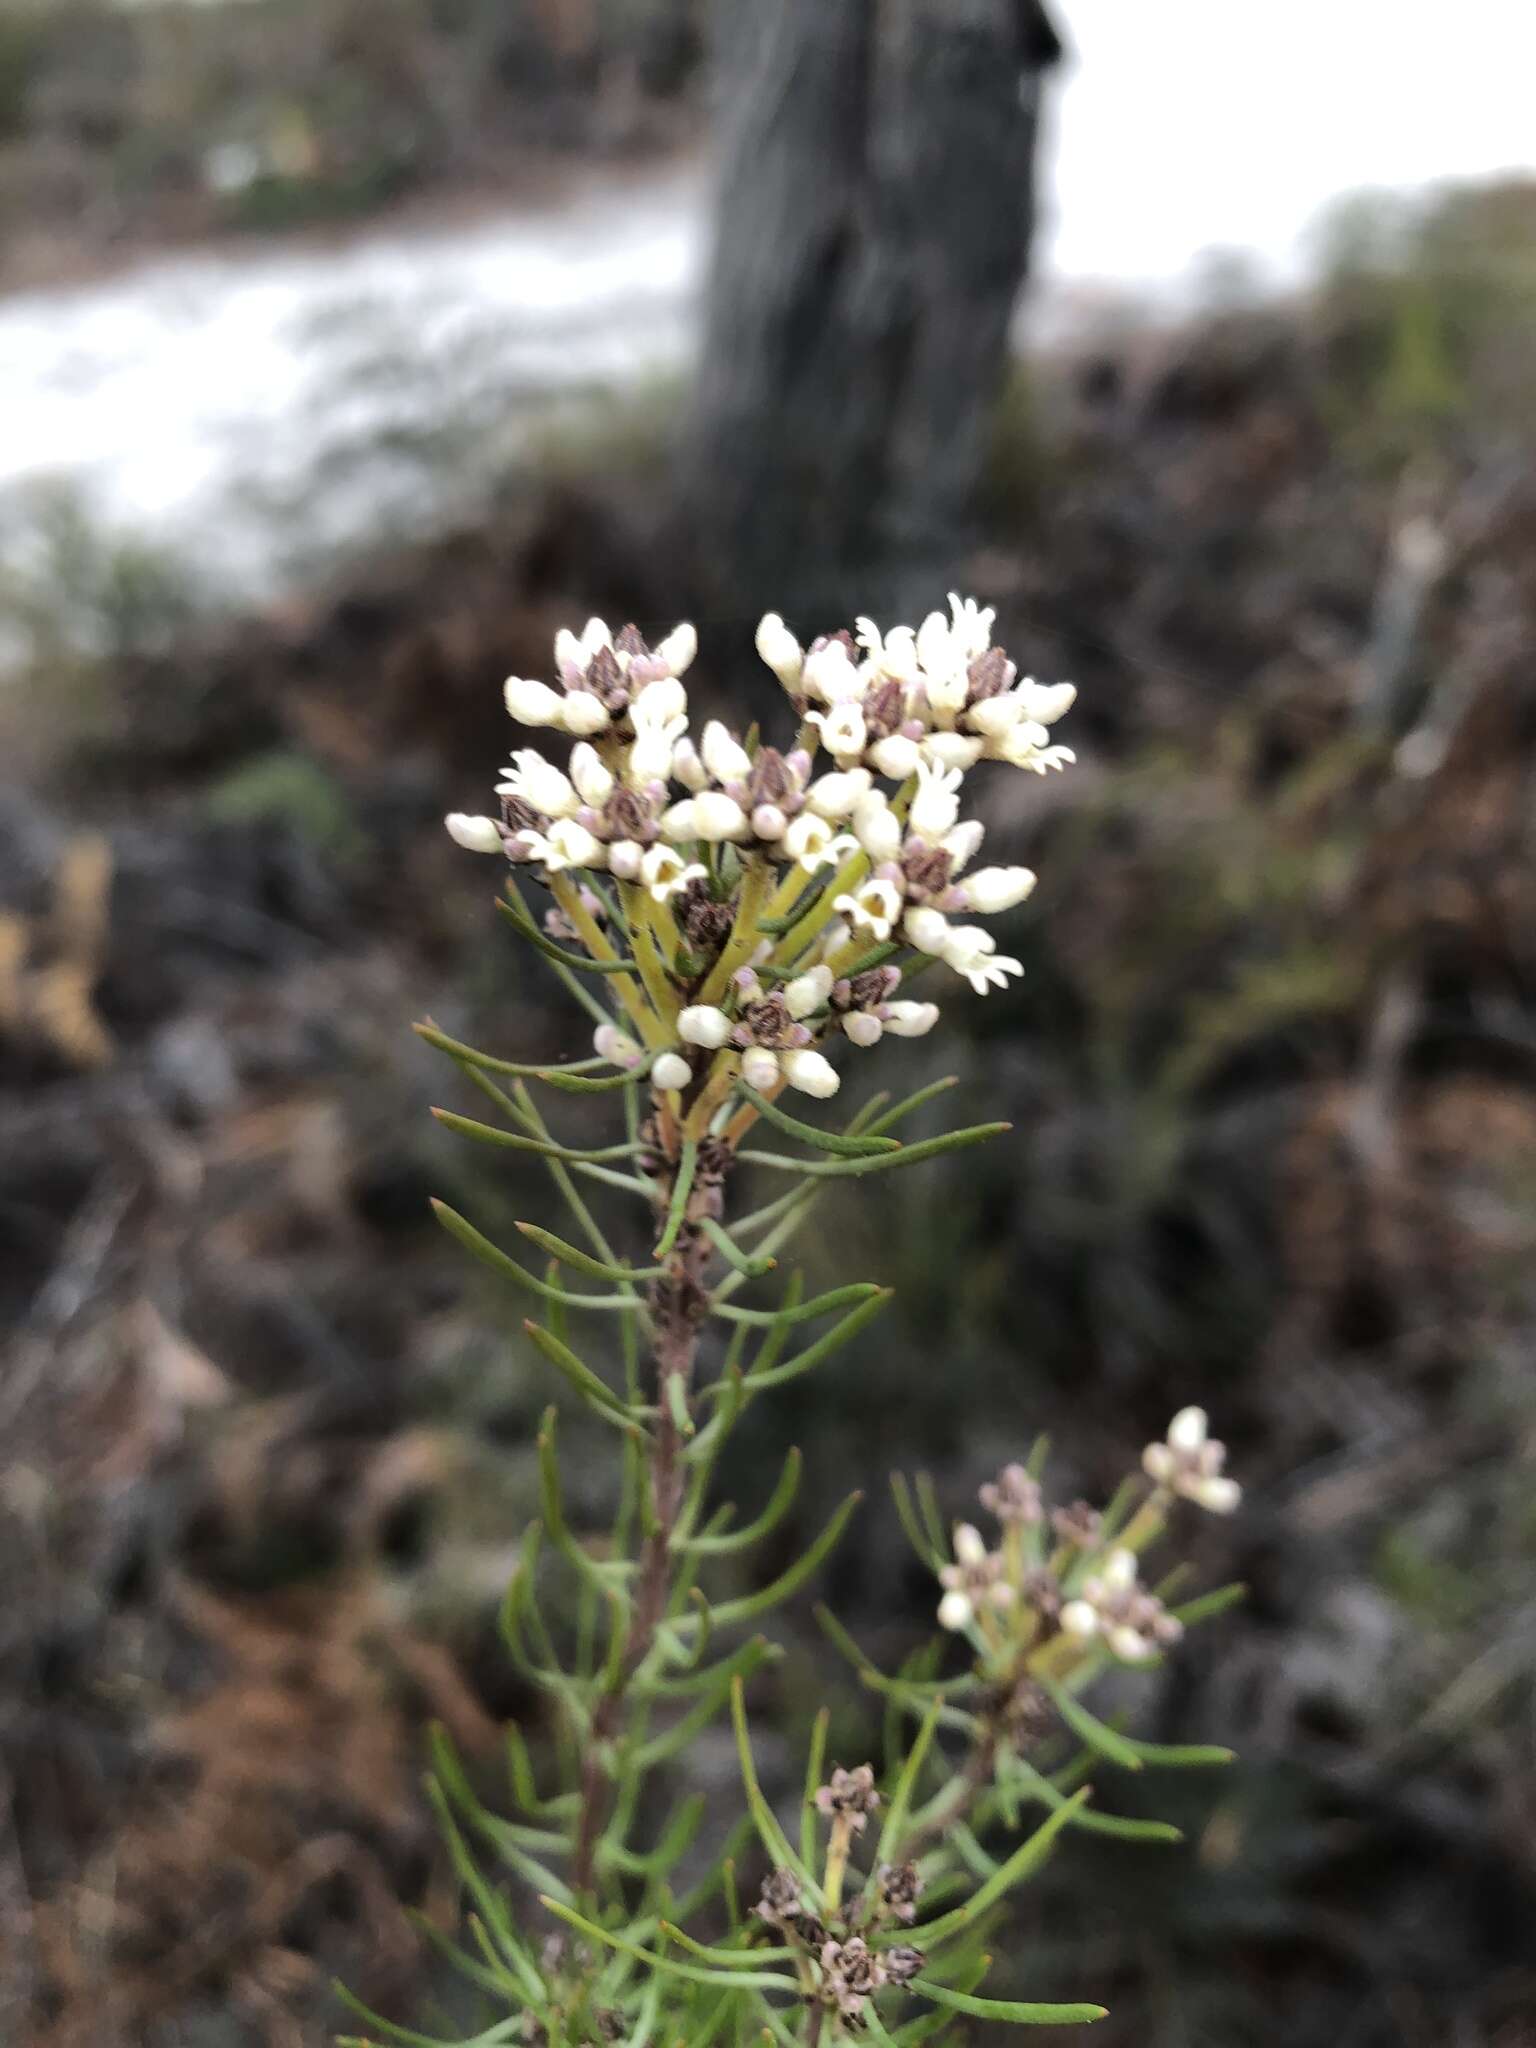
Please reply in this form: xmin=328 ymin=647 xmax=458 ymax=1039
xmin=445 ymin=601 xmax=1076 ymax=1104
xmin=937 ymin=1408 xmax=1242 ymax=1667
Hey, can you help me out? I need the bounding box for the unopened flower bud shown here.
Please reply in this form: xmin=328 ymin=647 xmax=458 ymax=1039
xmin=853 ymin=795 xmax=903 ymax=863
xmin=702 ymin=720 xmax=752 ymax=785
xmin=784 ymin=965 xmax=834 ymax=1019
xmin=652 ymin=1051 xmax=691 ymax=1092
xmin=678 ymin=1005 xmax=732 ymax=1049
xmin=904 ymin=906 xmax=951 ymax=954
xmin=504 ymin=677 xmax=565 ymax=726
xmin=755 ymin=612 xmax=804 ymax=688
xmin=960 ymin=865 xmax=1037 ymax=914
xmin=608 ymin=839 xmax=643 ymax=880
xmin=561 ymin=690 xmax=610 ymax=736
xmin=568 ymin=743 xmax=613 ymax=806
xmin=870 ymin=733 xmax=922 ymax=780
xmin=883 ymin=1001 xmax=939 ymax=1037
xmin=672 ymin=737 xmax=708 ymax=791
xmin=751 ymin=802 xmax=787 ymax=840
xmin=780 ymin=1048 xmax=840 ymax=1098
xmin=844 ymin=1012 xmax=883 ymax=1047
xmin=692 ymin=791 xmax=750 ymax=842
xmin=445 ymin=812 xmax=504 ymax=853
xmin=655 ymin=621 xmax=698 ymax=675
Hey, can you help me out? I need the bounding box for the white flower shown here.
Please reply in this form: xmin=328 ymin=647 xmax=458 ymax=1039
xmin=915 ymin=608 xmax=961 ymax=695
xmin=992 ymin=720 xmax=1075 ymax=773
xmin=843 ymin=1011 xmax=883 ymax=1047
xmin=855 ymin=616 xmax=920 ymax=682
xmin=653 ymin=1051 xmax=692 ymax=1092
xmin=755 ymin=612 xmax=804 ymax=688
xmin=884 ymin=1001 xmax=939 ymax=1037
xmin=942 ymin=819 xmax=985 ymax=872
xmin=908 ymin=759 xmax=963 ymax=842
xmin=834 ymin=877 xmax=903 ymax=943
xmin=784 ymin=815 xmax=857 ymax=873
xmin=959 ymin=866 xmax=1037 ymax=914
xmin=869 ymin=733 xmax=923 ymax=780
xmin=504 ymin=677 xmax=566 ymax=726
xmin=751 ymin=803 xmax=788 ymax=840
xmin=569 ymin=742 xmax=613 ymax=807
xmin=693 ymin=791 xmax=751 ymax=842
xmin=1142 ymin=1407 xmax=1242 ymax=1514
xmin=524 ymin=818 xmax=603 ymax=872
xmin=445 ymin=812 xmax=504 ymax=853
xmin=594 ymin=1023 xmax=644 ymax=1069
xmin=903 ymin=906 xmax=951 ymax=954
xmin=553 ymin=626 xmax=587 ymax=674
xmin=498 ymin=748 xmax=577 ymax=819
xmin=806 ymin=768 xmax=873 ymax=821
xmin=672 ymin=737 xmax=708 ymax=791
xmin=803 ymin=639 xmax=864 ymax=703
xmin=640 ymin=845 xmax=706 ymax=903
xmin=942 ymin=924 xmax=1024 ymax=994
xmin=780 ymin=1047 xmax=840 ymax=1098
xmin=561 ymin=691 xmax=611 ymax=737
xmin=740 ymin=1046 xmax=781 ymax=1091
xmin=579 ymin=616 xmax=613 ymax=663
xmin=655 ymin=621 xmax=698 ymax=675
xmin=852 ymin=793 xmax=903 ymax=863
xmin=608 ymin=840 xmax=643 ymax=880
xmin=947 ymin=591 xmax=996 ymax=660
xmin=1017 ymin=678 xmax=1077 ymax=725
xmin=632 ymin=675 xmax=689 ymax=732
xmin=661 ymin=798 xmax=700 ymax=839
xmin=679 ymin=1005 xmax=732 ymax=1049
xmin=808 ymin=700 xmax=868 ymax=763
xmin=702 ymin=720 xmax=753 ymax=785
xmin=784 ymin=965 xmax=834 ymax=1019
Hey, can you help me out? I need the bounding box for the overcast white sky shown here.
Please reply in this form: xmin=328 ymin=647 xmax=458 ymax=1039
xmin=1039 ymin=0 xmax=1536 ymax=290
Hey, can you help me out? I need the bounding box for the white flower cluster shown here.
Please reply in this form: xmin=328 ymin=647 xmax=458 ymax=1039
xmin=445 ymin=601 xmax=1076 ymax=1100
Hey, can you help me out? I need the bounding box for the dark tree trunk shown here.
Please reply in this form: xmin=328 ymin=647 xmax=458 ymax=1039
xmin=685 ymin=0 xmax=1060 ymax=631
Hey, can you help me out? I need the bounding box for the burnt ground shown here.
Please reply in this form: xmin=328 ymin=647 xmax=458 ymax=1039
xmin=3 ymin=293 xmax=1536 ymax=2046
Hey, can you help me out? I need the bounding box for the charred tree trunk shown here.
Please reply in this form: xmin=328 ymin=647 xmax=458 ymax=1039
xmin=685 ymin=0 xmax=1060 ymax=629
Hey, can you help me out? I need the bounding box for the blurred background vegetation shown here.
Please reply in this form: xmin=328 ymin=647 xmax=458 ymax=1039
xmin=2 ymin=4 xmax=1536 ymax=2046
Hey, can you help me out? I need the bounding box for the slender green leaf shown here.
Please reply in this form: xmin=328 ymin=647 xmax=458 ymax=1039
xmin=679 ymin=1449 xmax=802 ymax=1556
xmin=432 ymin=1108 xmax=639 ymax=1165
xmin=1038 ymin=1680 xmax=1143 ymax=1771
xmin=740 ymin=1290 xmax=892 ymax=1395
xmin=913 ymin=1789 xmax=1093 ymax=1944
xmin=538 ymin=1897 xmax=799 ymax=1991
xmin=690 ymin=1492 xmax=862 ymax=1632
xmin=516 ymin=1222 xmax=661 ymax=1283
xmin=861 ymin=1074 xmax=960 ymax=1137
xmin=654 ymin=1138 xmax=699 ymax=1258
xmin=712 ymin=1281 xmax=883 ymax=1330
xmin=1170 ymin=1582 xmax=1247 ymax=1628
xmin=739 ymin=1121 xmax=1010 ymax=1178
xmin=735 ymin=1083 xmax=901 ymax=1157
xmin=415 ymin=1021 xmax=608 ymax=1078
xmin=523 ymin=1318 xmax=642 ymax=1429
xmin=729 ymin=1677 xmax=817 ymax=1890
xmin=495 ymin=892 xmax=639 ymax=973
xmin=910 ymin=1979 xmax=1107 ymax=2026
xmin=699 ymin=1214 xmax=777 ymax=1278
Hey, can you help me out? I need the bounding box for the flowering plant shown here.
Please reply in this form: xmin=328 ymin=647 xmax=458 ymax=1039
xmin=343 ymin=602 xmax=1242 ymax=2046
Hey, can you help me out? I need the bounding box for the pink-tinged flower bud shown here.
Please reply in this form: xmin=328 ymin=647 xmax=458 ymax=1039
xmin=751 ymin=802 xmax=788 ymax=841
xmin=678 ymin=1005 xmax=732 ymax=1050
xmin=504 ymin=677 xmax=565 ymax=726
xmin=593 ymin=1023 xmax=644 ymax=1069
xmin=445 ymin=813 xmax=504 ymax=853
xmin=843 ymin=1012 xmax=884 ymax=1047
xmin=780 ymin=1048 xmax=840 ymax=1098
xmin=755 ymin=612 xmax=804 ymax=688
xmin=561 ymin=690 xmax=610 ymax=736
xmin=607 ymin=839 xmax=643 ymax=880
xmin=740 ymin=1046 xmax=780 ymax=1091
xmin=652 ymin=1051 xmax=692 ymax=1092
